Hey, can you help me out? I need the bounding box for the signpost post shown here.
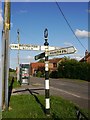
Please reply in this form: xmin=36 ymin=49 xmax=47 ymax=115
xmin=34 ymin=29 xmax=51 ymax=115
xmin=9 ymin=27 xmax=77 ymax=116
xmin=17 ymin=29 xmax=20 ymax=82
xmin=44 ymin=28 xmax=50 ymax=115
xmin=34 ymin=29 xmax=77 ymax=116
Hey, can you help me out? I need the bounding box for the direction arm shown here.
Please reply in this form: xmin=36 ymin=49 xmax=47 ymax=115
xmin=47 ymin=46 xmax=77 ymax=56
xmin=35 ymin=52 xmax=45 ymax=60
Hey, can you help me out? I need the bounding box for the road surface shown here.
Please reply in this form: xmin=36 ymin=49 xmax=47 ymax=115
xmin=13 ymin=77 xmax=89 ymax=109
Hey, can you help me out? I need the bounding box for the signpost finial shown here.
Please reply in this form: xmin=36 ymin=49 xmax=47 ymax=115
xmin=44 ymin=28 xmax=49 ymax=46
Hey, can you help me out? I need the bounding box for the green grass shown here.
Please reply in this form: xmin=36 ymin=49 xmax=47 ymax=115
xmin=9 ymin=77 xmax=21 ymax=88
xmin=13 ymin=80 xmax=21 ymax=88
xmin=9 ymin=71 xmax=21 ymax=88
xmin=2 ymin=95 xmax=88 ymax=119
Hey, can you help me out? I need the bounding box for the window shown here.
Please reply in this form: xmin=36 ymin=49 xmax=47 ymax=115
xmin=53 ymin=63 xmax=57 ymax=67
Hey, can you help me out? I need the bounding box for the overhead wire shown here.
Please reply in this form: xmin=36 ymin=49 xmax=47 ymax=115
xmin=55 ymin=1 xmax=87 ymax=51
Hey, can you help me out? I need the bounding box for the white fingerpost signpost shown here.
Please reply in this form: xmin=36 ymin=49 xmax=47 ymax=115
xmin=9 ymin=27 xmax=77 ymax=116
xmin=44 ymin=28 xmax=50 ymax=115
xmin=47 ymin=46 xmax=76 ymax=57
xmin=34 ymin=28 xmax=77 ymax=116
xmin=35 ymin=28 xmax=50 ymax=115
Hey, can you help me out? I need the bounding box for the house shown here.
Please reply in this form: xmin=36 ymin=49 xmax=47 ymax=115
xmin=30 ymin=62 xmax=44 ymax=76
xmin=79 ymin=50 xmax=90 ymax=63
xmin=49 ymin=58 xmax=63 ymax=72
xmin=30 ymin=58 xmax=63 ymax=76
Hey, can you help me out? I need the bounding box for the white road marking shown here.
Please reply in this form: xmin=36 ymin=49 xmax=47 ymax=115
xmin=50 ymin=86 xmax=81 ymax=98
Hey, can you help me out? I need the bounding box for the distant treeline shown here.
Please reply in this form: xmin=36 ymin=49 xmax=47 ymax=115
xmin=50 ymin=58 xmax=90 ymax=81
xmin=9 ymin=68 xmax=16 ymax=72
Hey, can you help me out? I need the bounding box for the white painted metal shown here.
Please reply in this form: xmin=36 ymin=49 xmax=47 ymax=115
xmin=9 ymin=44 xmax=60 ymax=51
xmin=45 ymin=62 xmax=49 ymax=71
xmin=46 ymin=98 xmax=50 ymax=109
xmin=9 ymin=44 xmax=19 ymax=50
xmin=45 ymin=80 xmax=49 ymax=89
xmin=47 ymin=46 xmax=77 ymax=56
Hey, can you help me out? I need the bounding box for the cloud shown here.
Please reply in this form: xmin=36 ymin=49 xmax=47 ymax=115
xmin=27 ymin=55 xmax=34 ymax=59
xmin=70 ymin=54 xmax=83 ymax=61
xmin=19 ymin=10 xmax=28 ymax=13
xmin=64 ymin=42 xmax=73 ymax=46
xmin=0 ymin=9 xmax=2 ymax=13
xmin=75 ymin=29 xmax=90 ymax=38
xmin=86 ymin=9 xmax=90 ymax=13
xmin=12 ymin=55 xmax=34 ymax=61
xmin=10 ymin=55 xmax=35 ymax=69
xmin=0 ymin=8 xmax=3 ymax=26
xmin=10 ymin=22 xmax=13 ymax=28
xmin=0 ymin=57 xmax=1 ymax=70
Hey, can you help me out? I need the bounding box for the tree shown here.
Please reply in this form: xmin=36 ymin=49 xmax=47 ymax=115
xmin=38 ymin=59 xmax=45 ymax=63
xmin=57 ymin=58 xmax=89 ymax=81
xmin=36 ymin=66 xmax=45 ymax=77
xmin=9 ymin=68 xmax=16 ymax=72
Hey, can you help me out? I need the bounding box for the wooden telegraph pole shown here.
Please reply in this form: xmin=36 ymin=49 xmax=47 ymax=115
xmin=17 ymin=29 xmax=20 ymax=81
xmin=2 ymin=0 xmax=10 ymax=110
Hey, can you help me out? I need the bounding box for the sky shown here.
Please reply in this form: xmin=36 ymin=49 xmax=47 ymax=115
xmin=0 ymin=1 xmax=89 ymax=69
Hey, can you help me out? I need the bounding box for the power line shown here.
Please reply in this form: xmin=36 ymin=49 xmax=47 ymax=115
xmin=55 ymin=1 xmax=87 ymax=51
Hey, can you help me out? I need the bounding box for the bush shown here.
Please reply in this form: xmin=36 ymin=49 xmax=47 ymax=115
xmin=50 ymin=58 xmax=90 ymax=81
xmin=36 ymin=71 xmax=42 ymax=77
xmin=49 ymin=71 xmax=58 ymax=78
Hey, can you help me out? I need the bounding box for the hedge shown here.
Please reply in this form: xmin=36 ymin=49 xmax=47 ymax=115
xmin=50 ymin=59 xmax=90 ymax=81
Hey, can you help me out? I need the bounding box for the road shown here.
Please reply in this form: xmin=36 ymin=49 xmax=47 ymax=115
xmin=13 ymin=77 xmax=89 ymax=109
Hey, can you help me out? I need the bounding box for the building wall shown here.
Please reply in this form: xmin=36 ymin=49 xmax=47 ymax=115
xmin=30 ymin=58 xmax=63 ymax=76
xmin=87 ymin=56 xmax=90 ymax=63
xmin=49 ymin=63 xmax=53 ymax=69
xmin=30 ymin=63 xmax=44 ymax=76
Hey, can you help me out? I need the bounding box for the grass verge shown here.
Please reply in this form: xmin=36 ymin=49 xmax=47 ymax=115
xmin=9 ymin=77 xmax=20 ymax=88
xmin=2 ymin=94 xmax=88 ymax=119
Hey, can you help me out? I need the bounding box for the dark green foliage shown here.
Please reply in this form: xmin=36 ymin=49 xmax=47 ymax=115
xmin=9 ymin=68 xmax=16 ymax=72
xmin=9 ymin=76 xmax=20 ymax=88
xmin=50 ymin=58 xmax=90 ymax=81
xmin=36 ymin=71 xmax=42 ymax=77
xmin=38 ymin=58 xmax=45 ymax=63
xmin=49 ymin=71 xmax=58 ymax=78
xmin=36 ymin=66 xmax=45 ymax=77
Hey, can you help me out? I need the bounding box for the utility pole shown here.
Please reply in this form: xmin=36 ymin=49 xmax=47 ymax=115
xmin=44 ymin=28 xmax=50 ymax=115
xmin=89 ymin=1 xmax=90 ymax=52
xmin=2 ymin=0 xmax=10 ymax=110
xmin=1 ymin=30 xmax=5 ymax=110
xmin=0 ymin=30 xmax=4 ymax=119
xmin=17 ymin=29 xmax=20 ymax=81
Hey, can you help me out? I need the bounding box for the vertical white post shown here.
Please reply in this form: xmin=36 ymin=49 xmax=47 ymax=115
xmin=44 ymin=28 xmax=50 ymax=115
xmin=17 ymin=29 xmax=20 ymax=81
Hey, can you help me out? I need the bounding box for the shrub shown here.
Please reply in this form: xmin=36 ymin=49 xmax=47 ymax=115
xmin=49 ymin=71 xmax=58 ymax=78
xmin=57 ymin=59 xmax=90 ymax=81
xmin=36 ymin=71 xmax=42 ymax=77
